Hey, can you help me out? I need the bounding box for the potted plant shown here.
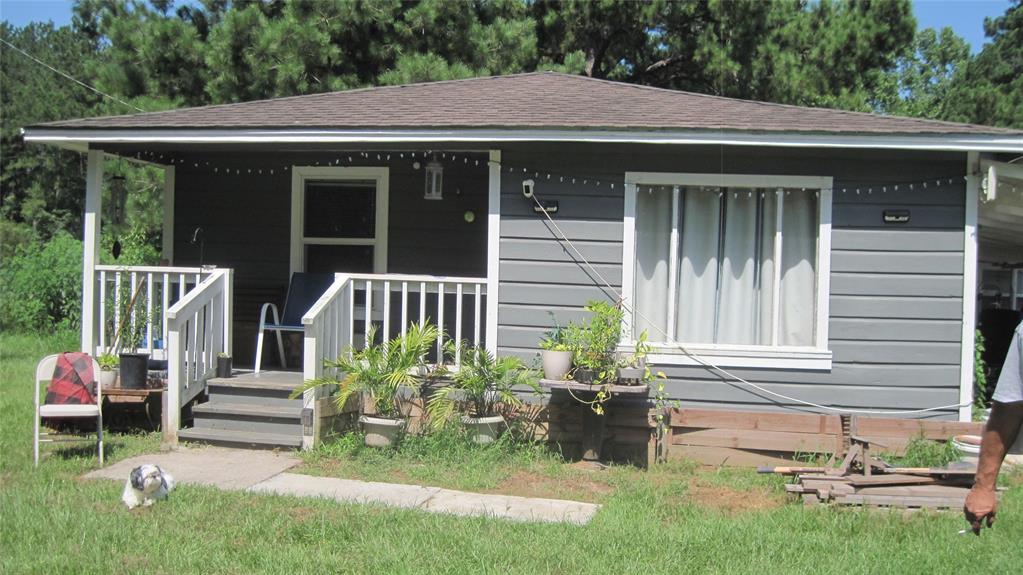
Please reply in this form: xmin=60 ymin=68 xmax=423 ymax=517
xmin=116 ymin=279 xmax=150 ymax=389
xmin=539 ymin=316 xmax=573 ymax=380
xmin=570 ymin=300 xmax=623 ymax=386
xmin=216 ymin=352 xmax=233 ymax=378
xmin=292 ymin=322 xmax=438 ymax=448
xmin=616 ymin=331 xmax=651 ymax=385
xmin=427 ymin=342 xmax=540 ymax=444
xmin=97 ymin=353 xmax=118 ymax=389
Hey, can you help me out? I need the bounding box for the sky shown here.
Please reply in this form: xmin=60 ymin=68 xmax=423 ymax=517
xmin=0 ymin=0 xmax=1015 ymax=55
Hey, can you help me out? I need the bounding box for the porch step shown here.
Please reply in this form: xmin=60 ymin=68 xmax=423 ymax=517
xmin=181 ymin=369 xmax=305 ymax=449
xmin=178 ymin=427 xmax=302 ymax=449
xmin=192 ymin=402 xmax=303 ymax=436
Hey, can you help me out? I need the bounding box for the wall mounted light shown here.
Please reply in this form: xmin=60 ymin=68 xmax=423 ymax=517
xmin=424 ymin=154 xmax=443 ymax=200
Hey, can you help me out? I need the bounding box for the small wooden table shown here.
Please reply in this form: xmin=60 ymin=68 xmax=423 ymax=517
xmin=539 ymin=379 xmax=648 ymax=461
xmin=103 ymin=385 xmax=166 ymax=430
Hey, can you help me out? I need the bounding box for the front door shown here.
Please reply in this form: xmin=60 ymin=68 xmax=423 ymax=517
xmin=290 ymin=167 xmax=389 ymax=275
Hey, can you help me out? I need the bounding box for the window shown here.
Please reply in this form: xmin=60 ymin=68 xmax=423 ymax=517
xmin=290 ymin=167 xmax=389 ymax=276
xmin=623 ymin=173 xmax=832 ymax=369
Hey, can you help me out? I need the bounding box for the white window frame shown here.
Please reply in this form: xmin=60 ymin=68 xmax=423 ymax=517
xmin=622 ymin=171 xmax=833 ymax=370
xmin=290 ymin=166 xmax=389 ymax=276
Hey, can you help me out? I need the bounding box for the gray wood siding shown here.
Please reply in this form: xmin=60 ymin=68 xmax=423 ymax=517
xmin=171 ymin=151 xmax=488 ymax=365
xmin=496 ymin=143 xmax=966 ymax=419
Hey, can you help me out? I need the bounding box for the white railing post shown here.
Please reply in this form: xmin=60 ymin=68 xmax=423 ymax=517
xmin=163 ymin=326 xmax=181 ymax=447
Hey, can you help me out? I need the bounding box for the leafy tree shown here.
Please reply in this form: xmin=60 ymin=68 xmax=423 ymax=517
xmin=872 ymin=26 xmax=970 ymax=120
xmin=941 ymin=0 xmax=1023 ymax=128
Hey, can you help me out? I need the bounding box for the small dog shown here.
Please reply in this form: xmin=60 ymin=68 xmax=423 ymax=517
xmin=122 ymin=464 xmax=175 ymax=509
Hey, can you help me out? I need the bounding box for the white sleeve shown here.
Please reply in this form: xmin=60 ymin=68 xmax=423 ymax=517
xmin=992 ymin=324 xmax=1023 ymax=404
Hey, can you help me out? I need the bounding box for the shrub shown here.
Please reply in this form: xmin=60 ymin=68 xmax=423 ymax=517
xmin=0 ymin=232 xmax=83 ymax=332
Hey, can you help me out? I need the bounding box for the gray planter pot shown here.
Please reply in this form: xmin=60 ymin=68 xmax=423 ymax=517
xmin=541 ymin=350 xmax=573 ymax=380
xmin=359 ymin=415 xmax=405 ymax=448
xmin=461 ymin=415 xmax=505 ymax=444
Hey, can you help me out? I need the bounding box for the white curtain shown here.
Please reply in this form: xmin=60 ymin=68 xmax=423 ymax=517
xmin=675 ymin=189 xmax=720 ymax=343
xmin=632 ymin=184 xmax=817 ymax=348
xmin=779 ymin=191 xmax=817 ymax=346
xmin=717 ymin=190 xmax=760 ymax=344
xmin=634 ymin=186 xmax=671 ymax=339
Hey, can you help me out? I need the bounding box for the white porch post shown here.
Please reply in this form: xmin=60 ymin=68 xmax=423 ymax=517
xmin=81 ymin=150 xmax=104 ymax=354
xmin=486 ymin=150 xmax=501 ymax=354
xmin=960 ymin=152 xmax=980 ymax=422
xmin=161 ymin=166 xmax=175 ymax=263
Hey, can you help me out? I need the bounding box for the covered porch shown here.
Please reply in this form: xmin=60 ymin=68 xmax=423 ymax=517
xmin=73 ymin=146 xmax=503 ymax=449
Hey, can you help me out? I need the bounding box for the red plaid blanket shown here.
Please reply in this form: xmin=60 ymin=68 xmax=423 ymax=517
xmin=44 ymin=352 xmax=96 ymax=405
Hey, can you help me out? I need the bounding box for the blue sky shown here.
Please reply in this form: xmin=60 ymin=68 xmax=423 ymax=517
xmin=0 ymin=0 xmax=1014 ymax=54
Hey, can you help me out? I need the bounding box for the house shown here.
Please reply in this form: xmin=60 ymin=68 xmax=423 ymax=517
xmin=23 ymin=72 xmax=1023 ymax=449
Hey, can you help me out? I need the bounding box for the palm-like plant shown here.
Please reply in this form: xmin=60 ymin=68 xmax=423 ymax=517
xmin=427 ymin=342 xmax=540 ymax=427
xmin=291 ymin=322 xmax=439 ymax=419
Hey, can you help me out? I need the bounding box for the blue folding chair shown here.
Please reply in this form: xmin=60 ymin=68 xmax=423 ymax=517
xmin=254 ymin=273 xmax=335 ymax=373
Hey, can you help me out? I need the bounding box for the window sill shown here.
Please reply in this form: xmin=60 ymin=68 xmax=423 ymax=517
xmin=636 ymin=344 xmax=832 ymax=371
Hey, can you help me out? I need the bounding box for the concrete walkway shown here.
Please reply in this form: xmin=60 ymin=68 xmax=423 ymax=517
xmin=84 ymin=446 xmax=600 ymax=525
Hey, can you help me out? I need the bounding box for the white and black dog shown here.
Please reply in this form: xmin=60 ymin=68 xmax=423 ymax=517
xmin=122 ymin=464 xmax=176 ymax=509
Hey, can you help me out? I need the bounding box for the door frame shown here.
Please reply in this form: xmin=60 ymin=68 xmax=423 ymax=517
xmin=290 ymin=166 xmax=389 ymax=276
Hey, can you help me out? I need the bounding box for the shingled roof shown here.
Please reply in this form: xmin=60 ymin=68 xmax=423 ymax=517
xmin=27 ymin=72 xmax=1022 ymax=136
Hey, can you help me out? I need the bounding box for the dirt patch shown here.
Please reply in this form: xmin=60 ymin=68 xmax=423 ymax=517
xmin=489 ymin=469 xmax=615 ymax=503
xmin=687 ymin=480 xmax=785 ymax=515
xmin=285 ymin=506 xmax=319 ymax=523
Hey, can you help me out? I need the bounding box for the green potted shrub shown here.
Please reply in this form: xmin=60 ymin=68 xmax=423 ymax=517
xmin=539 ymin=317 xmax=573 ymax=380
xmin=427 ymin=342 xmax=540 ymax=444
xmin=97 ymin=352 xmax=119 ymax=389
xmin=570 ymin=300 xmax=623 ymax=385
xmin=292 ymin=322 xmax=438 ymax=448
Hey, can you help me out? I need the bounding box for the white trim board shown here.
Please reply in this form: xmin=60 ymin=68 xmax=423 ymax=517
xmin=486 ymin=150 xmax=502 ymax=355
xmin=960 ymin=153 xmax=980 ymax=422
xmin=23 ymin=127 xmax=1023 ymax=153
xmin=289 ymin=166 xmax=389 ymax=276
xmin=622 ymin=171 xmax=833 ymax=371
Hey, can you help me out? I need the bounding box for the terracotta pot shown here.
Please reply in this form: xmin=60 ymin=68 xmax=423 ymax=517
xmin=541 ymin=350 xmax=573 ymax=380
xmin=461 ymin=415 xmax=505 ymax=444
xmin=359 ymin=415 xmax=405 ymax=448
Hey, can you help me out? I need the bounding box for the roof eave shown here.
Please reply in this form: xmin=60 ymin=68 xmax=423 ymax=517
xmin=21 ymin=126 xmax=1023 ymax=153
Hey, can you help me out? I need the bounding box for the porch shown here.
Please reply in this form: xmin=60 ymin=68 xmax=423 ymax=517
xmin=76 ymin=145 xmax=501 ymax=449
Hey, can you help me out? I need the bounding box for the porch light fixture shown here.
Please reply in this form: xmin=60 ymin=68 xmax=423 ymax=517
xmin=424 ymin=154 xmax=444 ymax=200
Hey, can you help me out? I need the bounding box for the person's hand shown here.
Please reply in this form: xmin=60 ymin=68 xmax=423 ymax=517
xmin=964 ymin=486 xmax=997 ymax=535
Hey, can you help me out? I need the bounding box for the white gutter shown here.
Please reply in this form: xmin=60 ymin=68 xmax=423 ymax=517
xmin=21 ymin=127 xmax=1023 ymax=153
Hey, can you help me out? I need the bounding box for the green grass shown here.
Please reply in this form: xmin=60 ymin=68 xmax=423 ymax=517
xmin=2 ymin=331 xmax=1022 ymax=574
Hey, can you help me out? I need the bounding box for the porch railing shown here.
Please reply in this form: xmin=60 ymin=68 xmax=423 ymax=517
xmin=300 ymin=273 xmax=488 ymax=448
xmin=163 ymin=268 xmax=233 ymax=444
xmin=94 ymin=265 xmax=215 ymax=359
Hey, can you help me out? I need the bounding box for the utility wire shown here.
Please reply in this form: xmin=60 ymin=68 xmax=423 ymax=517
xmin=527 ymin=187 xmax=971 ymax=416
xmin=0 ymin=37 xmax=144 ymax=113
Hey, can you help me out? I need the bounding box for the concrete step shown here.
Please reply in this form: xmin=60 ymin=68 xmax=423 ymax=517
xmin=179 ymin=427 xmax=302 ymax=450
xmin=192 ymin=402 xmax=303 ymax=435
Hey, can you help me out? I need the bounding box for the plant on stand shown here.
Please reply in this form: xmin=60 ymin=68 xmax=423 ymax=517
xmin=427 ymin=342 xmax=541 ymax=443
xmin=291 ymin=322 xmax=438 ymax=448
xmin=539 ymin=314 xmax=574 ymax=380
xmin=97 ymin=352 xmax=119 ymax=389
xmin=112 ymin=276 xmax=151 ymax=389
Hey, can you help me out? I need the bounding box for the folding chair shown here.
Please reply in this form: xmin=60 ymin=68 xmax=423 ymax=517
xmin=34 ymin=353 xmax=103 ymax=467
xmin=255 ymin=273 xmax=335 ymax=373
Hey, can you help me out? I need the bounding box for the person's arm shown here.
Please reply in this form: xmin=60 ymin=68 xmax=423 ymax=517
xmin=964 ymin=401 xmax=1023 ymax=534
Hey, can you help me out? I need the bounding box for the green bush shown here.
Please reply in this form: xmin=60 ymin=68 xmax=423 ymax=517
xmin=0 ymin=232 xmax=83 ymax=331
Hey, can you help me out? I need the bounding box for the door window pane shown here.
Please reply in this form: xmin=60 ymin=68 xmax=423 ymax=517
xmin=306 ymin=245 xmax=374 ymax=274
xmin=304 ymin=180 xmax=376 ymax=238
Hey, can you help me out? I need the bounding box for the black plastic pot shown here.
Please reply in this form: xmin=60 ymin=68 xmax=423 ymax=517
xmin=573 ymin=367 xmax=596 ymax=384
xmin=216 ymin=355 xmax=233 ymax=378
xmin=118 ymin=352 xmax=150 ymax=389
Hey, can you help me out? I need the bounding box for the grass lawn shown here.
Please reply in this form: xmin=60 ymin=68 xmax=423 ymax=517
xmin=2 ymin=331 xmax=1022 ymax=574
